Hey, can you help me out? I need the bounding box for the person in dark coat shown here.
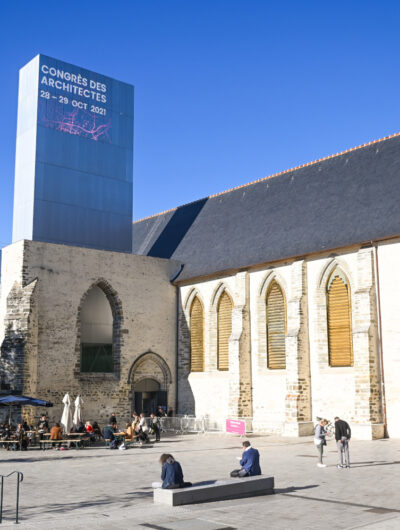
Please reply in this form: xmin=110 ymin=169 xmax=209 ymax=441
xmin=103 ymin=423 xmax=117 ymax=442
xmin=334 ymin=416 xmax=351 ymax=469
xmin=156 ymin=406 xmax=167 ymax=418
xmin=231 ymin=441 xmax=262 ymax=477
xmin=152 ymin=454 xmax=192 ymax=489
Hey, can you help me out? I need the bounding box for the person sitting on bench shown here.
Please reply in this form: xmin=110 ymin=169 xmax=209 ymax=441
xmin=50 ymin=422 xmax=62 ymax=448
xmin=152 ymin=454 xmax=192 ymax=489
xmin=230 ymin=441 xmax=261 ymax=477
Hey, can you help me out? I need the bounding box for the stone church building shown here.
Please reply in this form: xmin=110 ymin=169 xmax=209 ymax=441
xmin=1 ymin=132 xmax=400 ymax=439
xmin=1 ymin=56 xmax=400 ymax=440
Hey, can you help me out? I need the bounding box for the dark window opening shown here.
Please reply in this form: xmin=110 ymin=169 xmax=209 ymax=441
xmin=81 ymin=343 xmax=113 ymax=373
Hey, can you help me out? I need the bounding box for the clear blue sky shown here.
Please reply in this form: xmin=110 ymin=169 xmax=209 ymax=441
xmin=1 ymin=1 xmax=400 ymax=248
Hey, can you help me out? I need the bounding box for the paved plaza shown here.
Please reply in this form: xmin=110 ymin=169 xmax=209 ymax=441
xmin=0 ymin=433 xmax=399 ymax=529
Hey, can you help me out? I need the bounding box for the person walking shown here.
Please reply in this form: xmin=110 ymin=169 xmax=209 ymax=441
xmin=230 ymin=441 xmax=261 ymax=477
xmin=334 ymin=416 xmax=351 ymax=469
xmin=315 ymin=419 xmax=328 ymax=468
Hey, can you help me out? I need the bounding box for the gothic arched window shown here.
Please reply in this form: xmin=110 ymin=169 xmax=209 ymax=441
xmin=327 ymin=269 xmax=353 ymax=367
xmin=80 ymin=286 xmax=114 ymax=373
xmin=217 ymin=291 xmax=232 ymax=371
xmin=190 ymin=296 xmax=205 ymax=372
xmin=266 ymin=281 xmax=286 ymax=369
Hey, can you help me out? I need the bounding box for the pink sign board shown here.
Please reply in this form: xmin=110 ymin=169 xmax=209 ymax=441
xmin=226 ymin=419 xmax=246 ymax=435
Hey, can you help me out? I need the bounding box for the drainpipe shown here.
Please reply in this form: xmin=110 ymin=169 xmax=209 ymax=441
xmin=371 ymin=241 xmax=388 ymax=438
xmin=170 ymin=264 xmax=184 ymax=415
xmin=175 ymin=287 xmax=179 ymax=414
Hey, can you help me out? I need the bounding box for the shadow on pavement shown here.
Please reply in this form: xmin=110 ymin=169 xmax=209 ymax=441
xmin=281 ymin=493 xmax=400 ymax=513
xmin=351 ymin=460 xmax=400 ymax=468
xmin=275 ymin=485 xmax=319 ymax=494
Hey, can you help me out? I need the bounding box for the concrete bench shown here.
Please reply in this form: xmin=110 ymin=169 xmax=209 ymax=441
xmin=153 ymin=475 xmax=274 ymax=506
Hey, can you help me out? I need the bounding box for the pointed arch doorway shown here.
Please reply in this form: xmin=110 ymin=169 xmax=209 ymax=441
xmin=128 ymin=351 xmax=172 ymax=416
xmin=134 ymin=378 xmax=167 ymax=415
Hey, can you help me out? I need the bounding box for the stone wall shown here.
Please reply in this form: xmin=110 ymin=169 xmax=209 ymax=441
xmin=178 ymin=243 xmax=392 ymax=439
xmin=0 ymin=240 xmax=179 ymax=427
xmin=376 ymin=239 xmax=400 ymax=438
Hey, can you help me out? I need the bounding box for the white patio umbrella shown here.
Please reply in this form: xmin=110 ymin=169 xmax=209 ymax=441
xmin=61 ymin=393 xmax=73 ymax=434
xmin=73 ymin=395 xmax=83 ymax=427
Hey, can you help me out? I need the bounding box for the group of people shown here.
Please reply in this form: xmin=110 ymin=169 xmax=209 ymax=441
xmin=315 ymin=416 xmax=351 ymax=468
xmin=152 ymin=416 xmax=349 ymax=490
xmin=0 ymin=422 xmax=31 ymax=450
xmin=104 ymin=410 xmax=164 ymax=449
xmin=152 ymin=440 xmax=261 ymax=489
xmin=0 ymin=414 xmax=105 ymax=451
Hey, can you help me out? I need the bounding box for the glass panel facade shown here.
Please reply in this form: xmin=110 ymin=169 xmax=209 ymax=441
xmin=13 ymin=55 xmax=134 ymax=253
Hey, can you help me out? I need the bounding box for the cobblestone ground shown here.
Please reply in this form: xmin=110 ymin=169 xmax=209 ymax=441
xmin=0 ymin=433 xmax=399 ymax=529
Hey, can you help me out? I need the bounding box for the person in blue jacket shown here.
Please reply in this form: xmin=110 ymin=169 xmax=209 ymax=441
xmin=152 ymin=454 xmax=192 ymax=489
xmin=231 ymin=441 xmax=262 ymax=477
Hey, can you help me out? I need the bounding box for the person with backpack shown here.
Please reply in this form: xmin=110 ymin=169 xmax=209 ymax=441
xmin=150 ymin=413 xmax=161 ymax=442
xmin=314 ymin=419 xmax=328 ymax=468
xmin=334 ymin=416 xmax=351 ymax=469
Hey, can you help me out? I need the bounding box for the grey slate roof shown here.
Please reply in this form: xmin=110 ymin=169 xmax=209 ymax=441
xmin=132 ymin=133 xmax=400 ymax=282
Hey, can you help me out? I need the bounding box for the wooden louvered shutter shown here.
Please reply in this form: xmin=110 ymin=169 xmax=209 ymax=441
xmin=327 ymin=273 xmax=353 ymax=367
xmin=266 ymin=281 xmax=286 ymax=369
xmin=217 ymin=292 xmax=232 ymax=371
xmin=190 ymin=297 xmax=204 ymax=372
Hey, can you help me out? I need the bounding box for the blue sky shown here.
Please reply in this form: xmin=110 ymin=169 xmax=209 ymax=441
xmin=1 ymin=1 xmax=400 ymax=248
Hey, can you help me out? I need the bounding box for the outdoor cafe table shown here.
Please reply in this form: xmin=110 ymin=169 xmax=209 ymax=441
xmin=43 ymin=432 xmax=87 ymax=438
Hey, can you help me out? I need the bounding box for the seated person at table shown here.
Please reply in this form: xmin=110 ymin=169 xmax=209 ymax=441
xmin=134 ymin=420 xmax=150 ymax=444
xmin=123 ymin=422 xmax=135 ymax=441
xmin=50 ymin=423 xmax=62 ymax=448
xmin=92 ymin=421 xmax=102 ymax=440
xmin=37 ymin=415 xmax=49 ymax=439
xmin=72 ymin=422 xmax=86 ymax=434
xmin=131 ymin=411 xmax=139 ymax=429
xmin=22 ymin=420 xmax=30 ymax=431
xmin=104 ymin=422 xmax=120 ymax=448
xmin=85 ymin=421 xmax=95 ymax=442
xmin=152 ymin=454 xmax=192 ymax=489
xmin=230 ymin=440 xmax=261 ymax=478
xmin=0 ymin=423 xmax=9 ymax=439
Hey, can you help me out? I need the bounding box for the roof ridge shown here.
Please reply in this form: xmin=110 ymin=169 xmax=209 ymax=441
xmin=133 ymin=131 xmax=400 ymax=224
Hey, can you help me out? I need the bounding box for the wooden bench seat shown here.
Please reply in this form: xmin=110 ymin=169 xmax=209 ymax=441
xmin=153 ymin=475 xmax=275 ymax=506
xmin=39 ymin=439 xmax=89 ymax=450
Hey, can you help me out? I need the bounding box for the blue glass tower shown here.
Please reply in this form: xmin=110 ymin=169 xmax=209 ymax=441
xmin=12 ymin=54 xmax=133 ymax=253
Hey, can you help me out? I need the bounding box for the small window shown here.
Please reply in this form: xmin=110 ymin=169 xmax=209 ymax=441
xmin=327 ymin=270 xmax=353 ymax=367
xmin=190 ymin=297 xmax=205 ymax=372
xmin=80 ymin=286 xmax=113 ymax=373
xmin=266 ymin=281 xmax=286 ymax=369
xmin=217 ymin=291 xmax=232 ymax=371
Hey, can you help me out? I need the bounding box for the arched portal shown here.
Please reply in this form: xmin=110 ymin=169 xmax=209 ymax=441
xmin=134 ymin=378 xmax=161 ymax=416
xmin=128 ymin=351 xmax=172 ymax=415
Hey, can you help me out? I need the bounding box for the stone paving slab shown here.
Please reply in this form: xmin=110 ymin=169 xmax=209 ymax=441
xmin=0 ymin=434 xmax=398 ymax=529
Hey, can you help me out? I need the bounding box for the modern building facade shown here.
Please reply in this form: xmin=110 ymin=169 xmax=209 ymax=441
xmin=13 ymin=55 xmax=133 ymax=253
xmin=1 ymin=56 xmax=400 ymax=438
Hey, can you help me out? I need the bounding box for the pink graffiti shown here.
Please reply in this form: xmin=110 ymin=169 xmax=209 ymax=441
xmin=40 ymin=103 xmax=111 ymax=142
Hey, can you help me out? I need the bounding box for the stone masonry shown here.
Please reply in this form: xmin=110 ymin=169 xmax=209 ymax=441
xmin=0 ymin=240 xmax=180 ymax=426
